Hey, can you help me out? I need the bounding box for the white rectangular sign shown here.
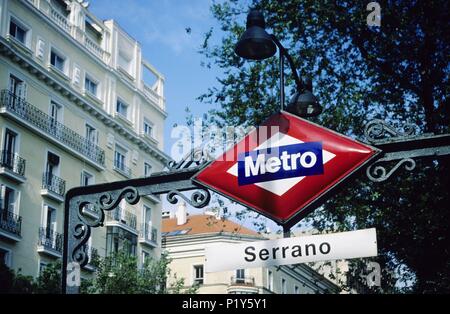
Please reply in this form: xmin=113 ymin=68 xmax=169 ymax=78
xmin=205 ymin=228 xmax=377 ymax=273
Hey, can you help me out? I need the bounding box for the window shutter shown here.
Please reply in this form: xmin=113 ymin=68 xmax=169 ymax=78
xmin=0 ymin=185 xmax=5 ymax=211
xmin=19 ymin=82 xmax=27 ymax=100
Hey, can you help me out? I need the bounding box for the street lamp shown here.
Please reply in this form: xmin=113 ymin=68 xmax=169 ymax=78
xmin=234 ymin=9 xmax=322 ymax=117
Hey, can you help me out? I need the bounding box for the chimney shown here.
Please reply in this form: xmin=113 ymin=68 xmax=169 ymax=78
xmin=176 ymin=201 xmax=187 ymax=225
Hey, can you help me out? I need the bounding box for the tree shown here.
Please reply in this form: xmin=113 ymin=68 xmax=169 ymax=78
xmin=82 ymin=251 xmax=197 ymax=294
xmin=35 ymin=261 xmax=62 ymax=294
xmin=0 ymin=263 xmax=35 ymax=294
xmin=199 ymin=0 xmax=449 ymax=293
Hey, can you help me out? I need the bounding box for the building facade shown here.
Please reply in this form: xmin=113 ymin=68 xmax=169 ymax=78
xmin=0 ymin=0 xmax=169 ymax=279
xmin=162 ymin=205 xmax=340 ymax=294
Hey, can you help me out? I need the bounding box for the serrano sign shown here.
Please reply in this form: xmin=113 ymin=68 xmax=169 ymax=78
xmin=205 ymin=228 xmax=378 ymax=272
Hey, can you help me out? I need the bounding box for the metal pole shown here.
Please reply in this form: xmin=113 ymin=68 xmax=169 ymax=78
xmin=283 ymin=225 xmax=290 ymax=238
xmin=279 ymin=49 xmax=285 ymax=111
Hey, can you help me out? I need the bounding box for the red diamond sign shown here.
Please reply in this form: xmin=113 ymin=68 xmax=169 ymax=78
xmin=194 ymin=111 xmax=380 ymax=226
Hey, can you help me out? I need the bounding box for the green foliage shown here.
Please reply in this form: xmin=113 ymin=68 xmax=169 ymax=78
xmin=199 ymin=0 xmax=450 ymax=293
xmin=35 ymin=261 xmax=62 ymax=294
xmin=82 ymin=251 xmax=197 ymax=294
xmin=0 ymin=263 xmax=35 ymax=294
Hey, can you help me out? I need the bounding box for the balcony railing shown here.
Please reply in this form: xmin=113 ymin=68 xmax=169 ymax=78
xmin=0 ymin=210 xmax=22 ymax=237
xmin=42 ymin=172 xmax=66 ymax=196
xmin=0 ymin=90 xmax=105 ymax=167
xmin=83 ymin=245 xmax=99 ymax=266
xmin=107 ymin=207 xmax=137 ymax=230
xmin=84 ymin=35 xmax=104 ymax=60
xmin=50 ymin=7 xmax=71 ymax=34
xmin=38 ymin=227 xmax=63 ymax=254
xmin=139 ymin=223 xmax=157 ymax=244
xmin=142 ymin=82 xmax=165 ymax=111
xmin=0 ymin=150 xmax=26 ymax=177
xmin=230 ymin=276 xmax=255 ymax=286
xmin=113 ymin=160 xmax=131 ymax=177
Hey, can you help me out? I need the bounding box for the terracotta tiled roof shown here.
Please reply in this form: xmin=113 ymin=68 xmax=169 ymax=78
xmin=162 ymin=214 xmax=262 ymax=237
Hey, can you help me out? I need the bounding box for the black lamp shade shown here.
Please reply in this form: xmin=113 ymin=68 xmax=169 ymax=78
xmin=234 ymin=9 xmax=276 ymax=60
xmin=287 ymin=90 xmax=323 ymax=117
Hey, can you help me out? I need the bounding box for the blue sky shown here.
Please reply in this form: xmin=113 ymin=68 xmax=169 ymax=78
xmin=89 ymin=0 xmax=222 ymax=154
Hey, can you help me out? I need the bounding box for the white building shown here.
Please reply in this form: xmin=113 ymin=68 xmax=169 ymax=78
xmin=162 ymin=205 xmax=340 ymax=294
xmin=0 ymin=0 xmax=169 ymax=279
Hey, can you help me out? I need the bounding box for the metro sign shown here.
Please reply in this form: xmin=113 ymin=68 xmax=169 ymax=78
xmin=194 ymin=111 xmax=380 ymax=226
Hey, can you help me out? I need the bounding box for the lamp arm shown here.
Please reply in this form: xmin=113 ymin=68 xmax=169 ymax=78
xmin=270 ymin=35 xmax=304 ymax=91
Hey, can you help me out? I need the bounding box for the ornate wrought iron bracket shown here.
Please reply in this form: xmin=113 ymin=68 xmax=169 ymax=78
xmin=364 ymin=120 xmax=450 ymax=182
xmin=63 ymin=147 xmax=214 ymax=294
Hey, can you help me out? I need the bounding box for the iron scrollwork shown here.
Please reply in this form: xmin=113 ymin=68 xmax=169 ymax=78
xmin=168 ymin=147 xmax=214 ymax=170
xmin=71 ymin=187 xmax=141 ymax=267
xmin=364 ymin=119 xmax=417 ymax=143
xmin=366 ymin=158 xmax=416 ymax=182
xmin=167 ymin=188 xmax=211 ymax=208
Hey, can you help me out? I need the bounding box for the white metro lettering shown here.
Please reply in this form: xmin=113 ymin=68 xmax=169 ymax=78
xmin=244 ymin=150 xmax=317 ymax=177
xmin=238 ymin=142 xmax=324 ymax=185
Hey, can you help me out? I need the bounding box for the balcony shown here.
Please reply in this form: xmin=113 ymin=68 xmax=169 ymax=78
xmin=41 ymin=172 xmax=66 ymax=203
xmin=106 ymin=207 xmax=137 ymax=235
xmin=227 ymin=276 xmax=259 ymax=294
xmin=37 ymin=227 xmax=63 ymax=258
xmin=0 ymin=210 xmax=22 ymax=242
xmin=142 ymin=82 xmax=165 ymax=111
xmin=50 ymin=7 xmax=71 ymax=34
xmin=0 ymin=90 xmax=105 ymax=168
xmin=84 ymin=35 xmax=105 ymax=60
xmin=113 ymin=160 xmax=131 ymax=178
xmin=46 ymin=4 xmax=109 ymax=63
xmin=139 ymin=223 xmax=158 ymax=247
xmin=0 ymin=150 xmax=26 ymax=183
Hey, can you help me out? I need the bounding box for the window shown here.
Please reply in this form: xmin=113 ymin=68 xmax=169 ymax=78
xmin=236 ymin=269 xmax=245 ymax=283
xmin=0 ymin=248 xmax=11 ymax=267
xmin=142 ymin=251 xmax=150 ymax=265
xmin=8 ymin=75 xmax=27 ymax=100
xmin=294 ymin=285 xmax=300 ymax=294
xmin=39 ymin=262 xmax=48 ymax=275
xmin=50 ymin=49 xmax=66 ymax=73
xmin=81 ymin=171 xmax=94 ymax=186
xmin=144 ymin=205 xmax=151 ymax=225
xmin=49 ymin=101 xmax=61 ymax=126
xmin=44 ymin=205 xmax=57 ymax=233
xmin=144 ymin=162 xmax=152 ymax=177
xmin=46 ymin=151 xmax=60 ymax=180
xmin=1 ymin=185 xmax=18 ymax=213
xmin=85 ymin=124 xmax=98 ymax=144
xmin=143 ymin=119 xmax=154 ymax=138
xmin=9 ymin=18 xmax=28 ymax=45
xmin=114 ymin=144 xmax=127 ymax=172
xmin=193 ymin=265 xmax=204 ymax=285
xmin=85 ymin=76 xmax=98 ymax=96
xmin=3 ymin=129 xmax=17 ymax=155
xmin=267 ymin=270 xmax=273 ymax=291
xmin=281 ymin=278 xmax=287 ymax=294
xmin=1 ymin=129 xmax=19 ymax=171
xmin=116 ymin=99 xmax=129 ymax=119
